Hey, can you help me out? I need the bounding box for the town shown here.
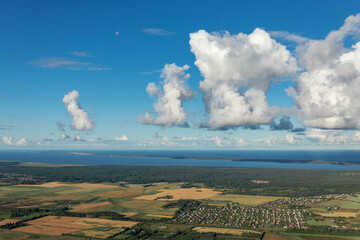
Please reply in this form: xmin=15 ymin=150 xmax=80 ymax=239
xmin=174 ymin=194 xmax=352 ymax=229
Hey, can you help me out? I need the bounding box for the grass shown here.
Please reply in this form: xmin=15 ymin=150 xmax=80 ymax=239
xmin=280 ymin=232 xmax=360 ymax=240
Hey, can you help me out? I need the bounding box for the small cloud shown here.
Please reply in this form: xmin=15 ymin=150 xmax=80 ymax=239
xmin=56 ymin=120 xmax=66 ymax=132
xmin=270 ymin=116 xmax=293 ymax=131
xmin=0 ymin=125 xmax=15 ymax=130
xmin=242 ymin=125 xmax=262 ymax=130
xmin=30 ymin=57 xmax=93 ymax=70
xmin=269 ymin=31 xmax=309 ymax=44
xmin=153 ymin=132 xmax=160 ymax=138
xmin=2 ymin=136 xmax=27 ymax=146
xmin=141 ymin=28 xmax=176 ymax=36
xmin=42 ymin=138 xmax=53 ymax=142
xmin=177 ymin=122 xmax=190 ymax=128
xmin=69 ymin=51 xmax=92 ymax=57
xmin=88 ymin=67 xmax=111 ymax=71
xmin=30 ymin=57 xmax=110 ymax=71
xmin=141 ymin=69 xmax=162 ymax=75
xmin=291 ymin=127 xmax=306 ymax=133
xmin=115 ymin=31 xmax=120 ymax=36
xmin=61 ymin=133 xmax=70 ymax=141
xmin=74 ymin=135 xmax=84 ymax=141
xmin=63 ymin=90 xmax=95 ymax=131
xmin=115 ymin=135 xmax=129 ymax=141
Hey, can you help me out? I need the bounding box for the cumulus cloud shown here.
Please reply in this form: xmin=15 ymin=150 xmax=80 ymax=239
xmin=190 ymin=29 xmax=297 ymax=129
xmin=353 ymin=131 xmax=360 ymax=141
xmin=285 ymin=134 xmax=296 ymax=144
xmin=2 ymin=136 xmax=27 ymax=146
xmin=306 ymin=129 xmax=348 ymax=145
xmin=115 ymin=135 xmax=129 ymax=141
xmin=74 ymin=135 xmax=84 ymax=141
xmin=288 ymin=13 xmax=360 ymax=129
xmin=61 ymin=133 xmax=70 ymax=141
xmin=63 ymin=90 xmax=95 ymax=131
xmin=141 ymin=28 xmax=176 ymax=36
xmin=139 ymin=63 xmax=197 ymax=127
xmin=270 ymin=116 xmax=306 ymax=132
xmin=270 ymin=116 xmax=294 ymax=131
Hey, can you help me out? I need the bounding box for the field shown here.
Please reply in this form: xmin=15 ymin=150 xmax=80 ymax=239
xmin=0 ymin=178 xmax=359 ymax=239
xmin=13 ymin=216 xmax=138 ymax=237
xmin=317 ymin=212 xmax=359 ymax=218
xmin=69 ymin=201 xmax=114 ymax=212
xmin=193 ymin=226 xmax=261 ymax=236
xmin=311 ymin=196 xmax=360 ymax=219
xmin=135 ymin=187 xmax=221 ymax=201
xmin=0 ymin=219 xmax=20 ymax=226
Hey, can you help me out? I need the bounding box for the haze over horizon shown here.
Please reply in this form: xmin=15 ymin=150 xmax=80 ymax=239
xmin=2 ymin=0 xmax=360 ymax=150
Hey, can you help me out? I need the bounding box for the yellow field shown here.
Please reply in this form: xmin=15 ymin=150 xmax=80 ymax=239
xmin=70 ymin=201 xmax=114 ymax=212
xmin=13 ymin=216 xmax=138 ymax=236
xmin=146 ymin=214 xmax=173 ymax=218
xmin=121 ymin=212 xmax=139 ymax=217
xmin=20 ymin=182 xmax=119 ymax=189
xmin=318 ymin=212 xmax=359 ymax=218
xmin=208 ymin=194 xmax=285 ymax=205
xmin=193 ymin=226 xmax=261 ymax=236
xmin=97 ymin=188 xmax=144 ymax=198
xmin=0 ymin=219 xmax=20 ymax=226
xmin=135 ymin=187 xmax=221 ymax=201
xmin=74 ymin=228 xmax=124 ymax=238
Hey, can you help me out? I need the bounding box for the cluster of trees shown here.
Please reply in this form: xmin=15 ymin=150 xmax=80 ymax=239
xmin=1 ymin=164 xmax=360 ymax=197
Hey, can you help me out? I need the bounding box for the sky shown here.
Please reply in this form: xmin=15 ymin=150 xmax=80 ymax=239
xmin=1 ymin=0 xmax=360 ymax=150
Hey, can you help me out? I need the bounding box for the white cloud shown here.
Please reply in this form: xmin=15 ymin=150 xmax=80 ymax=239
xmin=115 ymin=31 xmax=119 ymax=36
xmin=2 ymin=136 xmax=27 ymax=146
xmin=139 ymin=63 xmax=197 ymax=126
xmin=285 ymin=134 xmax=296 ymax=144
xmin=115 ymin=135 xmax=129 ymax=141
xmin=141 ymin=28 xmax=175 ymax=36
xmin=189 ymin=29 xmax=297 ymax=129
xmin=30 ymin=57 xmax=93 ymax=70
xmin=288 ymin=13 xmax=360 ymax=129
xmin=69 ymin=51 xmax=92 ymax=57
xmin=63 ymin=90 xmax=95 ymax=131
xmin=16 ymin=138 xmax=27 ymax=146
xmin=2 ymin=136 xmax=13 ymax=145
xmin=30 ymin=57 xmax=110 ymax=71
xmin=270 ymin=31 xmax=309 ymax=44
xmin=305 ymin=129 xmax=348 ymax=145
xmin=353 ymin=131 xmax=360 ymax=141
xmin=88 ymin=67 xmax=111 ymax=71
xmin=234 ymin=137 xmax=247 ymax=146
xmin=61 ymin=133 xmax=70 ymax=141
xmin=74 ymin=135 xmax=83 ymax=141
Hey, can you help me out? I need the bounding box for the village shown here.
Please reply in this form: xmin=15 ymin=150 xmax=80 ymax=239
xmin=174 ymin=194 xmax=352 ymax=229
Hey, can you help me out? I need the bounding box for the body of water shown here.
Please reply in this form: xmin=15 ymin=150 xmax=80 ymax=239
xmin=0 ymin=150 xmax=360 ymax=170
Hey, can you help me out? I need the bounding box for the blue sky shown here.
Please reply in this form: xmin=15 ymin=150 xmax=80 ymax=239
xmin=1 ymin=0 xmax=360 ymax=149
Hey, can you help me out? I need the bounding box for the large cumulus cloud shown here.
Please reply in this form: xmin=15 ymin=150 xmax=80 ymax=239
xmin=63 ymin=90 xmax=95 ymax=131
xmin=190 ymin=29 xmax=297 ymax=129
xmin=139 ymin=63 xmax=197 ymax=126
xmin=288 ymin=13 xmax=360 ymax=129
